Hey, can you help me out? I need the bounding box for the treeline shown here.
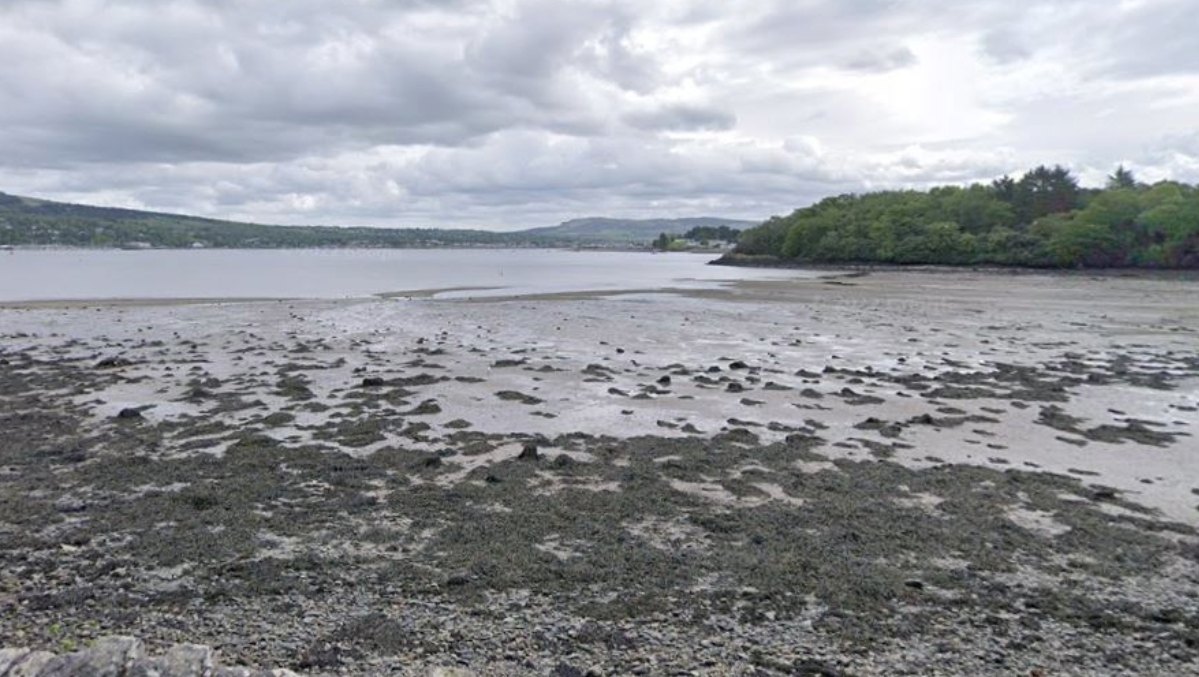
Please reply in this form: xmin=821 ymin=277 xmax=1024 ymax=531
xmin=735 ymin=166 xmax=1199 ymax=268
xmin=0 ymin=192 xmax=549 ymax=249
xmin=683 ymin=224 xmax=741 ymax=242
xmin=652 ymin=225 xmax=742 ymax=250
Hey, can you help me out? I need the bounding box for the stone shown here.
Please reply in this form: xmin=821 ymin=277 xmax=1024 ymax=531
xmin=4 ymin=650 xmax=57 ymax=676
xmin=129 ymin=643 xmax=214 ymax=676
xmin=427 ymin=668 xmax=476 ymax=677
xmin=116 ymin=407 xmax=143 ymax=419
xmin=37 ymin=636 xmax=142 ymax=676
xmin=0 ymin=649 xmax=33 ymax=675
xmin=53 ymin=496 xmax=87 ymax=513
xmin=518 ymin=443 xmax=540 ymax=461
xmin=551 ymin=663 xmax=585 ymax=677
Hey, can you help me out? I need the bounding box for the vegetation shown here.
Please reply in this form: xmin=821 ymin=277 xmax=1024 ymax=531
xmin=0 ymin=193 xmax=536 ymax=248
xmin=521 ymin=217 xmax=752 ymax=244
xmin=734 ymin=165 xmax=1199 ymax=268
xmin=0 ymin=193 xmax=752 ymax=249
xmin=682 ymin=224 xmax=741 ymax=243
xmin=651 ymin=224 xmax=742 ymax=251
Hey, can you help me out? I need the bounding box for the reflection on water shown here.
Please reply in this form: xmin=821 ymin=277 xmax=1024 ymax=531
xmin=0 ymin=249 xmax=815 ymax=302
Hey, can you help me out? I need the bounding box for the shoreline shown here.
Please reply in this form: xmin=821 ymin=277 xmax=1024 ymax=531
xmin=709 ymin=252 xmax=1199 ymax=279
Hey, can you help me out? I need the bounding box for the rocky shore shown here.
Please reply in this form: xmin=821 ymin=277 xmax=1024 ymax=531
xmin=1 ymin=636 xmax=299 ymax=676
xmin=2 ymin=271 xmax=1197 ymax=675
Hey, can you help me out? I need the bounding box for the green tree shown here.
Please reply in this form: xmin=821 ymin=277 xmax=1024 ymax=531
xmin=1107 ymin=164 xmax=1137 ymax=190
xmin=1013 ymin=165 xmax=1081 ymax=223
xmin=1044 ymin=220 xmax=1123 ymax=267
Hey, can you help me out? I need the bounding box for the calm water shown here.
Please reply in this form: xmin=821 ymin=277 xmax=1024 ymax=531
xmin=0 ymin=249 xmax=813 ymax=302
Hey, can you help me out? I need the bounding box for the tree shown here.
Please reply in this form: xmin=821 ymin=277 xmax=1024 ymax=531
xmin=729 ymin=164 xmax=1198 ymax=268
xmin=653 ymin=232 xmax=671 ymax=250
xmin=991 ymin=175 xmax=1017 ymax=204
xmin=1107 ymin=164 xmax=1137 ymax=190
xmin=1013 ymin=165 xmax=1081 ymax=223
xmin=1044 ymin=220 xmax=1123 ymax=267
xmin=737 ymin=216 xmax=790 ymax=256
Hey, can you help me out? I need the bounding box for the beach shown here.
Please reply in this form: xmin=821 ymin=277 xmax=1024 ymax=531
xmin=2 ymin=269 xmax=1197 ymax=675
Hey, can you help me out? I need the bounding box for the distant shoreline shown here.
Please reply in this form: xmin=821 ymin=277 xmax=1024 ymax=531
xmin=709 ymin=252 xmax=1199 ymax=279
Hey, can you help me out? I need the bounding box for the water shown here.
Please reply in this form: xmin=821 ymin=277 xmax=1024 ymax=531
xmin=0 ymin=249 xmax=814 ymax=302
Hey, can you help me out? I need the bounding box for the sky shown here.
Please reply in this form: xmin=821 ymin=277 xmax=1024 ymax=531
xmin=1 ymin=0 xmax=1197 ymax=230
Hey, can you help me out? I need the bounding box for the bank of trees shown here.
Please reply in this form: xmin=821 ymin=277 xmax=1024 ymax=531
xmin=735 ymin=166 xmax=1199 ymax=268
xmin=0 ymin=192 xmax=538 ymax=248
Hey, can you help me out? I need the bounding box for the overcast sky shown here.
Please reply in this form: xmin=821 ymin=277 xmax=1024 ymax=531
xmin=1 ymin=0 xmax=1197 ymax=229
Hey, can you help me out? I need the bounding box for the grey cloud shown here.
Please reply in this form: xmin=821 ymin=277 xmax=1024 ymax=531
xmin=0 ymin=0 xmax=1196 ymax=229
xmin=978 ymin=29 xmax=1031 ymax=64
xmin=1097 ymin=0 xmax=1199 ymax=78
xmin=622 ymin=103 xmax=736 ymax=132
xmin=843 ymin=46 xmax=917 ymax=72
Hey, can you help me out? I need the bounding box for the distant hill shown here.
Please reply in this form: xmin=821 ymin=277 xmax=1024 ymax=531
xmin=521 ymin=217 xmax=757 ymax=243
xmin=0 ymin=191 xmax=525 ymax=249
xmin=0 ymin=191 xmax=758 ymax=249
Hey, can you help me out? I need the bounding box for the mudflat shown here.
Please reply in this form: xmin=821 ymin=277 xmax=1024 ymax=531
xmin=1 ymin=270 xmax=1197 ymax=675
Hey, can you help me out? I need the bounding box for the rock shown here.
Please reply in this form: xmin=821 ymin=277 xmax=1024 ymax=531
xmin=38 ymin=636 xmax=143 ymax=676
xmin=792 ymin=658 xmax=844 ymax=676
xmin=116 ymin=407 xmax=143 ymax=420
xmin=729 ymin=360 xmax=749 ymax=370
xmin=0 ymin=649 xmax=28 ymax=674
xmin=656 ymin=375 xmax=671 ymax=385
xmin=495 ymin=390 xmax=543 ymax=405
xmin=3 ymin=649 xmax=57 ymax=676
xmin=551 ymin=663 xmax=585 ymax=677
xmin=129 ymin=643 xmax=213 ymax=677
xmin=403 ymin=399 xmax=442 ymax=416
xmin=427 ymin=668 xmax=477 ymax=677
xmin=518 ymin=443 xmax=540 ymax=461
xmin=94 ymin=356 xmax=133 ymax=369
xmin=54 ymin=496 xmax=87 ymax=513
xmin=445 ymin=572 xmax=472 ymax=587
xmin=5 ymin=637 xmax=302 ymax=676
xmin=725 ymin=382 xmax=745 ymax=393
xmin=360 ymin=376 xmax=386 ymax=387
xmin=904 ymin=579 xmax=925 ymax=591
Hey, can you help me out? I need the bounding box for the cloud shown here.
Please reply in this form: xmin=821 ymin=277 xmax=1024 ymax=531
xmin=843 ymin=47 xmax=918 ymax=73
xmin=623 ymin=103 xmax=736 ymax=132
xmin=0 ymin=0 xmax=1196 ymax=228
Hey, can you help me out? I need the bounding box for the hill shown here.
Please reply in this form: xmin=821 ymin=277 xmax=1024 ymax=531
xmin=0 ymin=191 xmax=756 ymax=249
xmin=521 ymin=217 xmax=757 ymax=243
xmin=0 ymin=191 xmax=533 ymax=249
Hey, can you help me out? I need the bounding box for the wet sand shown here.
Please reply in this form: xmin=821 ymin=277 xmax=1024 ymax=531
xmin=1 ymin=270 xmax=1197 ymax=675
